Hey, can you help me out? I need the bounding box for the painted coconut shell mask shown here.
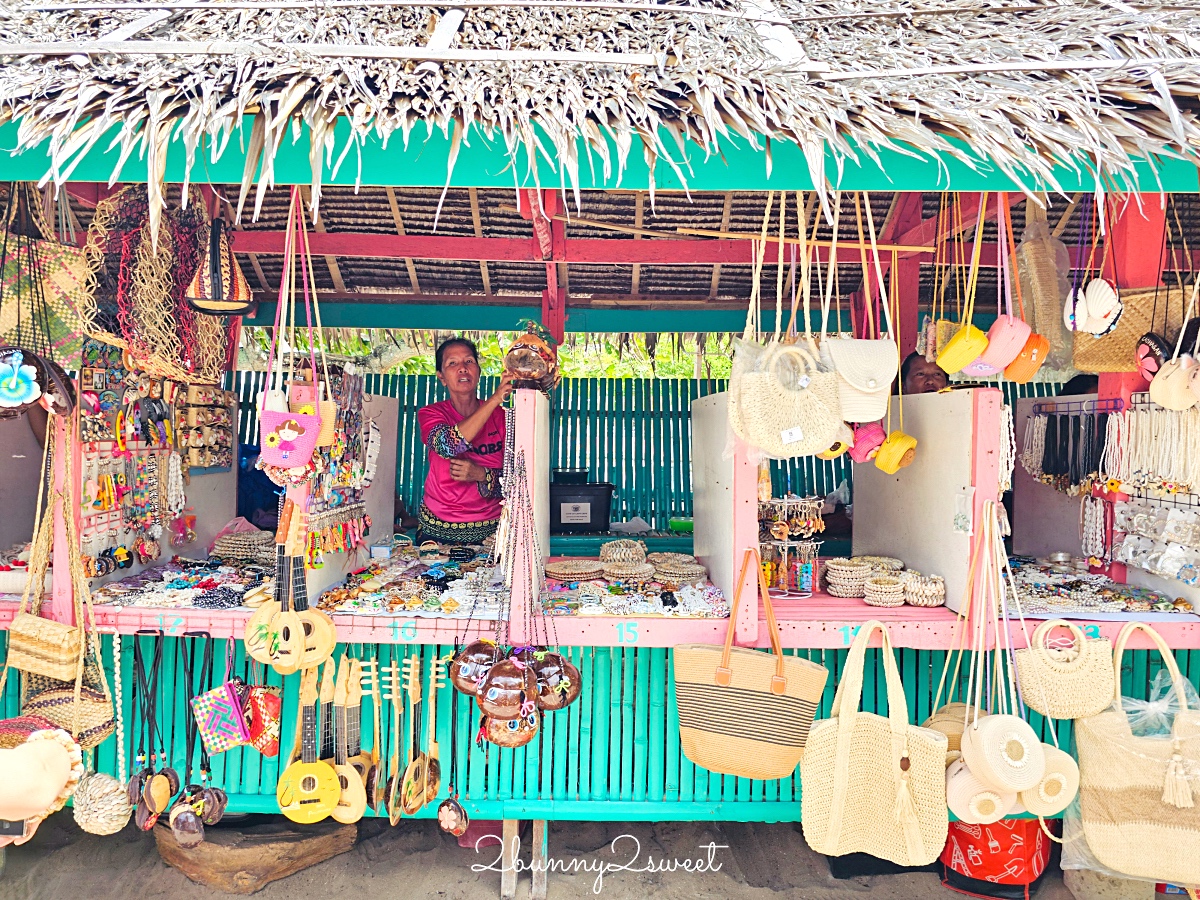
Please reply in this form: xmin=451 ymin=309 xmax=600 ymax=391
xmin=483 ymin=710 xmax=540 ymax=748
xmin=531 ymin=652 xmax=582 ymax=711
xmin=476 ymin=659 xmax=536 ymax=720
xmin=451 ymin=641 xmax=498 ymax=696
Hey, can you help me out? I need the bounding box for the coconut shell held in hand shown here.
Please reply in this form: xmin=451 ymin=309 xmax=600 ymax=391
xmin=531 ymin=653 xmax=581 ymax=711
xmin=450 ymin=641 xmax=498 ymax=696
xmin=476 ymin=659 xmax=536 ymax=720
xmin=482 ymin=710 xmax=540 ymax=748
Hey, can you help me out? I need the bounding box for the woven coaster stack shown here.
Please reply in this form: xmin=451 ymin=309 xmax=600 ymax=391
xmin=863 ymin=575 xmax=906 ymax=608
xmin=646 ymin=551 xmax=695 ymax=567
xmin=212 ymin=530 xmax=275 ymax=566
xmin=822 ymin=558 xmax=873 ymax=597
xmin=599 ymin=539 xmax=647 ymax=563
xmin=545 ymin=558 xmax=605 ymax=582
xmin=855 ymin=555 xmax=905 ymax=574
xmin=903 ymin=572 xmax=946 ymax=608
xmin=653 ymin=558 xmax=708 ymax=586
xmin=602 ymin=561 xmax=656 ymax=583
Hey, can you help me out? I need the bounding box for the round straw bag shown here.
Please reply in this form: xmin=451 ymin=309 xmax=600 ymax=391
xmin=1014 ymin=619 xmax=1114 ymax=720
xmin=848 ymin=422 xmax=886 ymax=463
xmin=875 ymin=431 xmax=917 ymax=474
xmin=937 ymin=324 xmax=989 ymax=374
xmin=923 ymin=702 xmax=976 ymax=764
xmin=740 ymin=343 xmax=842 ymax=459
xmin=1004 ymin=332 xmax=1049 ymax=383
xmin=74 ymin=772 xmax=133 ymax=835
xmin=1017 ymin=744 xmax=1079 ymax=818
xmin=599 ymin=539 xmax=647 ymax=564
xmin=946 ymin=758 xmax=1016 ymax=825
xmin=960 ymin=714 xmax=1046 ymax=793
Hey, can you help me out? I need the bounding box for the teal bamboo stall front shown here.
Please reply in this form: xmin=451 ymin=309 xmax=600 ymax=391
xmin=5 ymin=632 xmax=1196 ymax=821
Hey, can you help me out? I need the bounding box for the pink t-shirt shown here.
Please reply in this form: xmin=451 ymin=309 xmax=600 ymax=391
xmin=418 ymin=400 xmax=505 ymax=523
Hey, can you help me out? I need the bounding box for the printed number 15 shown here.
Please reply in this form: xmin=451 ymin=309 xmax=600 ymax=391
xmin=616 ymin=622 xmax=638 ymax=644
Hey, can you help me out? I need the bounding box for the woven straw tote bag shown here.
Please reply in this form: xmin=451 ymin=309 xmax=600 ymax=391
xmin=1075 ymin=622 xmax=1200 ymax=886
xmin=1073 ymin=286 xmax=1179 ymax=373
xmin=1014 ymin=619 xmax=1114 ymax=720
xmin=740 ymin=343 xmax=842 ymax=458
xmin=801 ymin=621 xmax=949 ymax=866
xmin=674 ymin=548 xmax=828 ymax=780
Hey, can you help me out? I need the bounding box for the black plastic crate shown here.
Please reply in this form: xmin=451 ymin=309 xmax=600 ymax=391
xmin=549 ymin=483 xmax=615 ymax=534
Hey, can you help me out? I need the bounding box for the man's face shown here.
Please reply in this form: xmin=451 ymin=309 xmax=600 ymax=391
xmin=904 ymin=356 xmax=949 ymax=395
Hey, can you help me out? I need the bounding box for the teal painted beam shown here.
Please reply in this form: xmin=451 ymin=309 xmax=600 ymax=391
xmin=245 ymin=302 xmax=859 ymax=333
xmin=1 ymin=119 xmax=1197 ymax=192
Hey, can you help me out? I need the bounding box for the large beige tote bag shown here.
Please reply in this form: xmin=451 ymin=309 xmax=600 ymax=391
xmin=674 ymin=548 xmax=829 ymax=780
xmin=1075 ymin=622 xmax=1200 ymax=886
xmin=801 ymin=621 xmax=949 ymax=866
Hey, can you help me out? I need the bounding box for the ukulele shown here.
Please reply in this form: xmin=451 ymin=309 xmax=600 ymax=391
xmin=245 ymin=499 xmax=291 ymax=665
xmin=422 ymin=656 xmax=445 ymax=808
xmin=318 ymin=658 xmax=336 ymax=764
xmin=399 ymin=654 xmax=428 ymax=816
xmin=276 ymin=668 xmax=339 ymax=824
xmin=383 ymin=659 xmax=406 ymax=826
xmin=293 ymin=550 xmax=337 ymax=669
xmin=347 ymin=658 xmax=380 ymax=808
xmin=269 ymin=505 xmax=306 ymax=675
xmin=331 ymin=656 xmax=368 ymax=824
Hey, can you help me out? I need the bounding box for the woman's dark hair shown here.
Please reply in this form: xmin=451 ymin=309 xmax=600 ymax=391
xmin=435 ymin=337 xmax=479 ymax=372
xmin=900 ymin=351 xmax=924 ymax=383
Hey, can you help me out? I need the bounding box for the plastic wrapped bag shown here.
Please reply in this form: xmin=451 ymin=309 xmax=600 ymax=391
xmin=1016 ymin=207 xmax=1073 ymax=370
xmin=1065 ymin=667 xmax=1200 ymax=884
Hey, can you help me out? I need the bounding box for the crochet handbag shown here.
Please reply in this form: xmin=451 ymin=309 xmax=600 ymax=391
xmin=1075 ymin=622 xmax=1200 ymax=886
xmin=938 ymin=196 xmax=991 ymax=374
xmin=740 ymin=343 xmax=842 ymax=459
xmin=258 ymin=188 xmax=324 ymax=470
xmin=674 ymin=548 xmax=828 ymax=780
xmin=801 ymin=621 xmax=949 ymax=866
xmin=822 ymin=193 xmax=897 ymax=422
xmin=1013 ymin=619 xmax=1114 ymax=720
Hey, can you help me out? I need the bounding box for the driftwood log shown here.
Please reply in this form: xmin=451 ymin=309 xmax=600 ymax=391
xmin=153 ymin=819 xmax=357 ymax=895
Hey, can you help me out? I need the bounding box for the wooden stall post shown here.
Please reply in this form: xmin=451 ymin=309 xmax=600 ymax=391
xmin=50 ymin=414 xmax=76 ymax=623
xmin=508 ymin=389 xmax=549 ymax=645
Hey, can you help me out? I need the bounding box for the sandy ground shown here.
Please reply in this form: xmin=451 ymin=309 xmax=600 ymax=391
xmin=0 ymin=813 xmax=1076 ymax=900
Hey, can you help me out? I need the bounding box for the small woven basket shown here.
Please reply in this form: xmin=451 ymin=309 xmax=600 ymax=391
xmin=863 ymin=576 xmax=906 ymax=608
xmin=904 ymin=573 xmax=946 ymax=608
xmin=599 ymin=539 xmax=647 ymax=563
xmin=822 ymin=558 xmax=871 ymax=598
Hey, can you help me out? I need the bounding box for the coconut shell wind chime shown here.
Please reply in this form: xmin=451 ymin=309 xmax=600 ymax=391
xmin=441 ymin=421 xmax=580 ymax=835
xmin=0 ymin=183 xmax=86 ymax=418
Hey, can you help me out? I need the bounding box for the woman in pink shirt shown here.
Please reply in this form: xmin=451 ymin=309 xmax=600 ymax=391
xmin=416 ymin=338 xmax=513 ymax=544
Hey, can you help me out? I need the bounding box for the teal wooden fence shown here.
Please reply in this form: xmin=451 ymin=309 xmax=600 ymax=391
xmin=4 ymin=632 xmax=1196 ymax=820
xmin=236 ymin=373 xmax=1067 ymax=527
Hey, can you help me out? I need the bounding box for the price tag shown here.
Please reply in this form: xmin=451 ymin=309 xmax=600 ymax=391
xmin=797 ymin=374 xmax=811 ymax=389
xmin=781 ymin=426 xmax=805 ymax=445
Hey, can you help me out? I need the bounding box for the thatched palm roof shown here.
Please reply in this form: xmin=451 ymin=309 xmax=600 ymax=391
xmin=2 ymin=0 xmax=1199 ymax=230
